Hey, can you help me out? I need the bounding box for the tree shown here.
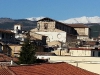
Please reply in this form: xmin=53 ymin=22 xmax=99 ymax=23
xmin=18 ymin=38 xmax=37 ymax=64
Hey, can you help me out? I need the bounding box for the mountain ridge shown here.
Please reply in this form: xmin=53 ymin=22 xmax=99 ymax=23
xmin=1 ymin=16 xmax=100 ymax=24
xmin=0 ymin=18 xmax=37 ymax=30
xmin=60 ymin=16 xmax=100 ymax=24
xmin=0 ymin=16 xmax=100 ymax=38
xmin=26 ymin=16 xmax=100 ymax=24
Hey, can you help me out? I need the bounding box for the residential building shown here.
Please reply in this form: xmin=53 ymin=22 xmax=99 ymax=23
xmin=0 ymin=29 xmax=16 ymax=44
xmin=0 ymin=29 xmax=17 ymax=55
xmin=0 ymin=53 xmax=18 ymax=66
xmin=8 ymin=44 xmax=22 ymax=57
xmin=11 ymin=24 xmax=27 ymax=44
xmin=30 ymin=32 xmax=47 ymax=45
xmin=37 ymin=56 xmax=100 ymax=74
xmin=68 ymin=24 xmax=90 ymax=41
xmin=69 ymin=48 xmax=100 ymax=57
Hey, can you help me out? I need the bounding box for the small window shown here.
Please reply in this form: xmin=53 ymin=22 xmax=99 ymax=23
xmin=2 ymin=33 xmax=4 ymax=39
xmin=67 ymin=48 xmax=70 ymax=53
xmin=46 ymin=37 xmax=50 ymax=42
xmin=16 ymin=26 xmax=18 ymax=29
xmin=37 ymin=23 xmax=40 ymax=30
xmin=44 ymin=23 xmax=48 ymax=29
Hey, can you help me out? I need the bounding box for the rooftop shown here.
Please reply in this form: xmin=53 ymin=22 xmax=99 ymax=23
xmin=0 ymin=53 xmax=18 ymax=62
xmin=70 ymin=48 xmax=100 ymax=51
xmin=67 ymin=24 xmax=89 ymax=28
xmin=0 ymin=29 xmax=14 ymax=34
xmin=0 ymin=62 xmax=97 ymax=75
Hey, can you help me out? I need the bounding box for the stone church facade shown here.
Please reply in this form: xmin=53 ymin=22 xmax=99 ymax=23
xmin=30 ymin=17 xmax=78 ymax=47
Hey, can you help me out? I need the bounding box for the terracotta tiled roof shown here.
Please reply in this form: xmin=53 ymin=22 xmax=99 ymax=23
xmin=0 ymin=68 xmax=12 ymax=75
xmin=0 ymin=53 xmax=18 ymax=62
xmin=67 ymin=24 xmax=89 ymax=28
xmin=6 ymin=62 xmax=98 ymax=75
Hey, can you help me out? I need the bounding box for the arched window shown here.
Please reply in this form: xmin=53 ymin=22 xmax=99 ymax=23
xmin=37 ymin=23 xmax=40 ymax=30
xmin=46 ymin=37 xmax=50 ymax=42
xmin=16 ymin=26 xmax=18 ymax=29
xmin=44 ymin=23 xmax=48 ymax=29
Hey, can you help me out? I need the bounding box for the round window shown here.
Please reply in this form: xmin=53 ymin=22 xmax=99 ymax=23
xmin=57 ymin=33 xmax=62 ymax=39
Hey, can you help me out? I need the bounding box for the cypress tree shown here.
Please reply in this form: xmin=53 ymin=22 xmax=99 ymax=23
xmin=19 ymin=38 xmax=37 ymax=64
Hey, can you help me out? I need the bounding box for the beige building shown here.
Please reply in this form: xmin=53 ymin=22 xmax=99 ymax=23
xmin=30 ymin=17 xmax=77 ymax=47
xmin=69 ymin=48 xmax=100 ymax=57
xmin=9 ymin=44 xmax=22 ymax=57
xmin=9 ymin=44 xmax=46 ymax=57
xmin=68 ymin=24 xmax=90 ymax=41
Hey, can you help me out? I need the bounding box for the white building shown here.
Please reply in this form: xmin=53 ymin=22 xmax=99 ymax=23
xmin=12 ymin=24 xmax=27 ymax=44
xmin=36 ymin=32 xmax=66 ymax=43
xmin=69 ymin=48 xmax=100 ymax=57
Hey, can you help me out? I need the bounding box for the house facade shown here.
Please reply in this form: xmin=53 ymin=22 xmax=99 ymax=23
xmin=68 ymin=24 xmax=90 ymax=41
xmin=8 ymin=44 xmax=22 ymax=57
xmin=0 ymin=29 xmax=15 ymax=44
xmin=11 ymin=24 xmax=27 ymax=44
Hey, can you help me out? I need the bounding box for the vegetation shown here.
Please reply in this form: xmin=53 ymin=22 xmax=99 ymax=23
xmin=18 ymin=38 xmax=37 ymax=64
xmin=0 ymin=18 xmax=100 ymax=38
xmin=0 ymin=18 xmax=37 ymax=30
xmin=90 ymin=25 xmax=100 ymax=38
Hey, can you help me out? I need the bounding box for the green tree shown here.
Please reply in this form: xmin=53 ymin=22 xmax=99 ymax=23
xmin=19 ymin=39 xmax=37 ymax=64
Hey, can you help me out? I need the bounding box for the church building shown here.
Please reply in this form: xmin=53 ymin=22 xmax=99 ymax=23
xmin=30 ymin=17 xmax=78 ymax=47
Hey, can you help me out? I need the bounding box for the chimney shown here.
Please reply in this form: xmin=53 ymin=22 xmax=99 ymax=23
xmin=10 ymin=60 xmax=13 ymax=65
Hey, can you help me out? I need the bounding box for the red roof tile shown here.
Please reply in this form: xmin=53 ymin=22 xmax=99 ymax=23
xmin=0 ymin=29 xmax=14 ymax=34
xmin=7 ymin=62 xmax=98 ymax=75
xmin=0 ymin=53 xmax=18 ymax=62
xmin=0 ymin=68 xmax=12 ymax=75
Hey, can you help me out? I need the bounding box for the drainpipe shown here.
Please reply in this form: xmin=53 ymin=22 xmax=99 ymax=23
xmin=60 ymin=49 xmax=62 ymax=56
xmin=76 ymin=61 xmax=78 ymax=67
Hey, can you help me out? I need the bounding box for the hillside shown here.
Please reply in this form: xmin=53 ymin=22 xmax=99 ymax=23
xmin=0 ymin=17 xmax=100 ymax=38
xmin=60 ymin=16 xmax=100 ymax=24
xmin=0 ymin=18 xmax=37 ymax=31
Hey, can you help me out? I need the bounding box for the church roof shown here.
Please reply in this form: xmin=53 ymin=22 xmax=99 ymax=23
xmin=38 ymin=17 xmax=55 ymax=21
xmin=67 ymin=24 xmax=89 ymax=28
